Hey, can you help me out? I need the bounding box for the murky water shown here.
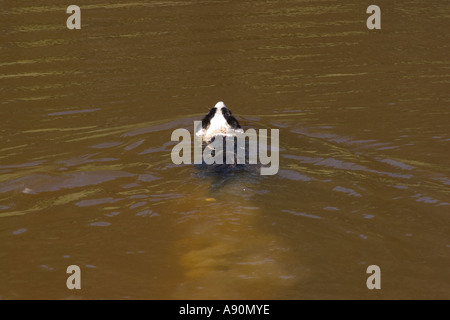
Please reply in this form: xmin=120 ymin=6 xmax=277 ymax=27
xmin=1 ymin=0 xmax=449 ymax=299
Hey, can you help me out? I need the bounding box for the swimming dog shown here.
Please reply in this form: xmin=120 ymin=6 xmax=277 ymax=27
xmin=195 ymin=101 xmax=250 ymax=170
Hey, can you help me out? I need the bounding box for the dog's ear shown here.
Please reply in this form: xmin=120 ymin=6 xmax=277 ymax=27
xmin=201 ymin=107 xmax=217 ymax=129
xmin=221 ymin=108 xmax=242 ymax=129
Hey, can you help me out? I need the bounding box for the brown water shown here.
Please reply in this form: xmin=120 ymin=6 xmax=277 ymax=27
xmin=1 ymin=0 xmax=449 ymax=300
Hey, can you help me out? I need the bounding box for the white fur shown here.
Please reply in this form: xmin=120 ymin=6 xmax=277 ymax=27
xmin=214 ymin=101 xmax=226 ymax=110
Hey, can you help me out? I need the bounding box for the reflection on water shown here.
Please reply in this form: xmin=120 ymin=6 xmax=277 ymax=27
xmin=0 ymin=0 xmax=449 ymax=299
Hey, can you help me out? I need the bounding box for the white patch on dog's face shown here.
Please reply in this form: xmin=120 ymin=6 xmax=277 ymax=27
xmin=213 ymin=101 xmax=226 ymax=110
xmin=205 ymin=105 xmax=229 ymax=137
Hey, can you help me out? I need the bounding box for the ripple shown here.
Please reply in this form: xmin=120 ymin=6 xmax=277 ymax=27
xmin=48 ymin=108 xmax=101 ymax=116
xmin=0 ymin=171 xmax=134 ymax=194
xmin=379 ymin=159 xmax=415 ymax=171
xmin=136 ymin=210 xmax=159 ymax=218
xmin=90 ymin=142 xmax=122 ymax=149
xmin=105 ymin=212 xmax=120 ymax=217
xmin=278 ymin=169 xmax=311 ymax=182
xmin=76 ymin=197 xmax=123 ymax=207
xmin=333 ymin=186 xmax=362 ymax=197
xmin=122 ymin=117 xmax=194 ymax=137
xmin=12 ymin=228 xmax=27 ymax=235
xmin=282 ymin=210 xmax=322 ymax=220
xmin=0 ymin=161 xmax=45 ymax=170
xmin=130 ymin=201 xmax=147 ymax=209
xmin=89 ymin=221 xmax=111 ymax=227
xmin=138 ymin=174 xmax=161 ymax=182
xmin=124 ymin=140 xmax=145 ymax=151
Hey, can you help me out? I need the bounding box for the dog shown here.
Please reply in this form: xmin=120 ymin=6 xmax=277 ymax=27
xmin=196 ymin=101 xmax=244 ymax=143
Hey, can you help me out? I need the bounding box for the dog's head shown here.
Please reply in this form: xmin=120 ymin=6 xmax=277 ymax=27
xmin=196 ymin=101 xmax=243 ymax=142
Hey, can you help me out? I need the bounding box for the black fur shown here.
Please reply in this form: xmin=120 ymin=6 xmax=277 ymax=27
xmin=221 ymin=107 xmax=242 ymax=130
xmin=201 ymin=107 xmax=217 ymax=129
